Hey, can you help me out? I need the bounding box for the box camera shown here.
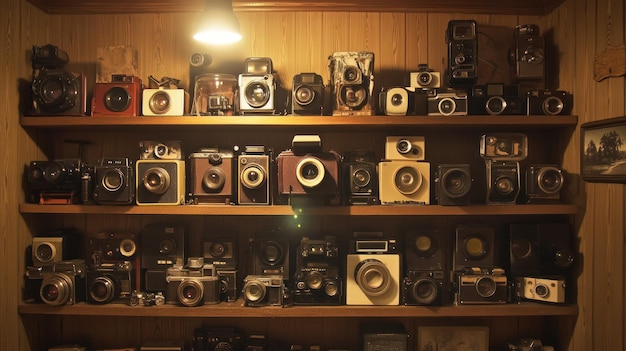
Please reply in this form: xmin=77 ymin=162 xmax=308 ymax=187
xmin=250 ymin=233 xmax=291 ymax=280
xmin=139 ymin=140 xmax=183 ymax=160
xmin=31 ymin=236 xmax=74 ymax=267
xmin=454 ymin=267 xmax=508 ymax=304
xmin=385 ymin=136 xmax=425 ymax=161
xmin=469 ymin=84 xmax=523 ymax=115
xmin=29 ymin=45 xmax=87 ymax=116
xmin=242 ymin=275 xmax=285 ymax=306
xmin=435 ymin=164 xmax=472 ymax=206
xmin=166 ymin=257 xmax=221 ymax=306
xmin=141 ymin=223 xmax=186 ymax=292
xmin=193 ymin=327 xmax=245 ymax=351
xmin=217 ymin=269 xmax=238 ymax=302
xmin=509 ymin=24 xmax=545 ymax=82
xmin=486 ymin=160 xmax=521 ymax=205
xmin=192 ymin=73 xmax=237 ymax=116
xmin=409 ymin=64 xmax=441 ymax=90
xmin=237 ymin=146 xmax=270 ymax=205
xmin=446 ymin=20 xmax=478 ymax=86
xmin=203 ymin=238 xmax=238 ymax=269
xmin=539 ymin=223 xmax=575 ymax=275
xmin=135 ymin=159 xmax=185 ymax=205
xmin=188 ymin=148 xmax=234 ymax=204
xmin=37 ymin=259 xmax=86 ymax=306
xmin=92 ymin=158 xmax=135 ymax=205
xmin=27 ymin=159 xmax=84 ymax=204
xmin=92 ymin=75 xmax=142 ymax=117
xmin=402 ymin=270 xmax=444 ymax=306
xmin=526 ymin=89 xmax=573 ymax=115
xmin=516 ymin=276 xmax=565 ymax=303
xmin=480 ymin=133 xmax=528 ymax=161
xmin=346 ymin=238 xmax=400 ymax=305
xmin=88 ymin=232 xmax=139 ymax=264
xmin=508 ymin=223 xmax=542 ymax=277
xmin=238 ymin=74 xmax=276 ymax=114
xmin=427 ymin=89 xmax=468 ymax=116
xmin=329 ymin=51 xmax=375 ymax=116
xmin=378 ymin=87 xmax=409 ymax=116
xmin=378 ymin=160 xmax=430 ymax=205
xmin=453 ymin=224 xmax=496 ymax=271
xmin=86 ymin=261 xmax=134 ymax=304
xmin=142 ymin=88 xmax=186 ymax=116
xmin=524 ymin=164 xmax=563 ymax=203
xmin=343 ymin=150 xmax=379 ymax=205
xmin=292 ymin=73 xmax=325 ymax=115
xmin=405 ymin=230 xmax=444 ymax=271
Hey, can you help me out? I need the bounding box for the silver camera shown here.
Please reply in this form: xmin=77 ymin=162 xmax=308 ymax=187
xmin=238 ymin=74 xmax=276 ymax=114
xmin=516 ymin=276 xmax=565 ymax=303
xmin=165 ymin=257 xmax=221 ymax=307
xmin=139 ymin=140 xmax=183 ymax=160
xmin=242 ymin=275 xmax=285 ymax=306
xmin=455 ymin=267 xmax=508 ymax=305
xmin=409 ymin=64 xmax=441 ymax=90
xmin=39 ymin=259 xmax=86 ymax=306
xmin=385 ymin=136 xmax=425 ymax=161
xmin=427 ymin=89 xmax=468 ymax=116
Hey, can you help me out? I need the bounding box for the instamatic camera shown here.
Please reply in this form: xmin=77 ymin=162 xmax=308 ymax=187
xmin=92 ymin=158 xmax=135 ymax=205
xmin=509 ymin=24 xmax=545 ymax=82
xmin=516 ymin=276 xmax=565 ymax=303
xmin=165 ymin=257 xmax=221 ymax=306
xmin=92 ymin=75 xmax=142 ymax=117
xmin=409 ymin=64 xmax=441 ymax=90
xmin=329 ymin=51 xmax=375 ymax=116
xmin=188 ymin=148 xmax=234 ymax=204
xmin=292 ymin=73 xmax=325 ymax=115
xmin=237 ymin=145 xmax=270 ymax=205
xmin=454 ymin=267 xmax=508 ymax=304
xmin=446 ymin=20 xmax=478 ymax=86
xmin=427 ymin=89 xmax=468 ymax=116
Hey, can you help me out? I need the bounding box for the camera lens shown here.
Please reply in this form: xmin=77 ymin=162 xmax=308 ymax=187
xmin=29 ymin=165 xmax=43 ymax=181
xmin=354 ymin=258 xmax=392 ymax=297
xmin=154 ymin=143 xmax=169 ymax=158
xmin=396 ymin=140 xmax=413 ymax=155
xmin=485 ymin=96 xmax=507 ymax=115
xmin=553 ymin=247 xmax=575 ymax=268
xmin=390 ymin=93 xmax=404 ymax=106
xmin=537 ymin=167 xmax=563 ymax=194
xmin=244 ymin=81 xmax=270 ymax=108
xmin=352 ymin=168 xmax=371 ymax=188
xmin=394 ymin=166 xmax=422 ymax=195
xmin=35 ymin=243 xmax=55 ymax=263
xmin=343 ymin=66 xmax=361 ymax=84
xmin=535 ymin=284 xmax=549 ymax=298
xmin=209 ymin=242 xmax=228 ymax=258
xmin=296 ymin=157 xmax=326 ymax=188
xmin=203 ymin=167 xmax=226 ymax=192
xmin=149 ymin=91 xmax=172 ymax=114
xmin=43 ymin=162 xmax=64 ymax=183
xmin=511 ymin=238 xmax=533 ymax=259
xmin=340 ymin=85 xmax=367 ymax=108
xmin=541 ymin=96 xmax=564 ymax=115
xmin=412 ymin=278 xmax=438 ymax=305
xmin=325 ymin=280 xmax=339 ymax=297
xmin=241 ymin=164 xmax=266 ymax=189
xmin=243 ymin=279 xmax=266 ymax=303
xmin=102 ymin=169 xmax=124 ymax=192
xmin=475 ymin=276 xmax=497 ymax=298
xmin=104 ymin=86 xmax=132 ymax=112
xmin=119 ymin=239 xmax=137 ymax=257
xmin=260 ymin=240 xmax=284 ymax=266
xmin=40 ymin=77 xmax=64 ymax=103
xmin=464 ymin=235 xmax=488 ymax=259
xmin=306 ymin=271 xmax=324 ymax=290
xmin=34 ymin=71 xmax=79 ymax=112
xmin=40 ymin=273 xmax=72 ymax=306
xmin=178 ymin=280 xmax=204 ymax=307
xmin=413 ymin=234 xmax=437 ymax=258
xmin=294 ymin=86 xmax=315 ymax=106
xmin=441 ymin=168 xmax=472 ymax=198
xmin=438 ymin=97 xmax=457 ymax=116
xmin=418 ymin=72 xmax=433 ymax=87
xmin=89 ymin=275 xmax=116 ymax=304
xmin=143 ymin=167 xmax=171 ymax=195
xmin=158 ymin=239 xmax=176 ymax=254
xmin=455 ymin=53 xmax=467 ymax=64
xmin=495 ymin=176 xmax=516 ymax=195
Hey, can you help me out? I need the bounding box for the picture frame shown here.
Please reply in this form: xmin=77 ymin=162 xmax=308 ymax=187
xmin=417 ymin=326 xmax=489 ymax=351
xmin=581 ymin=115 xmax=626 ymax=183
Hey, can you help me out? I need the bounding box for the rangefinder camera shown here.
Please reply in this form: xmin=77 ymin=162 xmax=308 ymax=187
xmin=38 ymin=259 xmax=86 ymax=306
xmin=470 ymin=84 xmax=522 ymax=115
xmin=526 ymin=89 xmax=573 ymax=115
xmin=242 ymin=275 xmax=285 ymax=307
xmin=165 ymin=257 xmax=221 ymax=306
xmin=427 ymin=89 xmax=468 ymax=116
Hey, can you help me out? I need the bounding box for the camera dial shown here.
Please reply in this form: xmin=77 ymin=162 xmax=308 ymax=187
xmin=296 ymin=157 xmax=326 ymax=188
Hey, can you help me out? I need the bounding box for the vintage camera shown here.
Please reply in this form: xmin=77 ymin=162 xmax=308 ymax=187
xmin=165 ymin=257 xmax=221 ymax=306
xmin=343 ymin=150 xmax=379 ymax=205
xmin=346 ymin=237 xmax=400 ymax=305
xmin=508 ymin=338 xmax=555 ymax=351
xmin=508 ymin=223 xmax=542 ymax=277
xmin=539 ymin=223 xmax=575 ymax=275
xmin=378 ymin=160 xmax=430 ymax=205
xmin=446 ymin=20 xmax=478 ymax=86
xmin=85 ymin=261 xmax=134 ymax=304
xmin=238 ymin=74 xmax=276 ymax=114
xmin=409 ymin=64 xmax=441 ymax=90
xmin=141 ymin=223 xmax=187 ymax=292
xmin=37 ymin=259 xmax=86 ymax=306
xmin=92 ymin=157 xmax=135 ymax=205
xmin=526 ymin=90 xmax=573 ymax=115
xmin=516 ymin=276 xmax=565 ymax=303
xmin=378 ymin=87 xmax=409 ymax=116
xmin=292 ymin=73 xmax=325 ymax=115
xmin=237 ymin=145 xmax=270 ymax=205
xmin=203 ymin=238 xmax=238 ymax=269
xmin=509 ymin=24 xmax=545 ymax=82
xmin=524 ymin=164 xmax=563 ymax=203
xmin=242 ymin=275 xmax=285 ymax=306
xmin=29 ymin=44 xmax=87 ymax=116
xmin=92 ymin=75 xmax=142 ymax=117
xmin=192 ymin=73 xmax=237 ymax=116
xmin=508 ymin=223 xmax=574 ymax=277
xmin=142 ymin=88 xmax=186 ymax=116
xmin=193 ymin=327 xmax=245 ymax=351
xmin=435 ymin=164 xmax=472 ymax=206
xmin=27 ymin=159 xmax=83 ymax=203
xmin=217 ymin=269 xmax=238 ymax=302
xmin=405 ymin=230 xmax=444 ymax=271
xmin=135 ymin=159 xmax=185 ymax=205
xmin=31 ymin=234 xmax=79 ymax=267
xmin=427 ymin=89 xmax=468 ymax=116
xmin=329 ymin=51 xmax=375 ymax=116
xmin=128 ymin=290 xmax=165 ymax=306
xmin=87 ymin=232 xmax=139 ymax=264
xmin=250 ymin=232 xmax=291 ymax=280
xmin=454 ymin=267 xmax=508 ymax=304
xmin=385 ymin=136 xmax=425 ymax=161
xmin=402 ymin=270 xmax=444 ymax=306
xmin=480 ymin=133 xmax=528 ymax=161
xmin=293 ymin=236 xmax=342 ymax=305
xmin=470 ymin=84 xmax=523 ymax=115
xmin=188 ymin=148 xmax=234 ymax=204
xmin=453 ymin=224 xmax=496 ymax=271
xmin=486 ymin=160 xmax=521 ymax=204
xmin=139 ymin=140 xmax=183 ymax=160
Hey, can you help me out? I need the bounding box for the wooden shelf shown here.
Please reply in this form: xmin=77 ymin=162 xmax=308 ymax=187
xmin=18 ymin=301 xmax=578 ymax=318
xmin=19 ymin=203 xmax=578 ymax=216
xmin=26 ymin=0 xmax=566 ymax=16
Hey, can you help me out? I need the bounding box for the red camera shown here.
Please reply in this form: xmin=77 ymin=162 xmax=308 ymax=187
xmin=92 ymin=75 xmax=142 ymax=117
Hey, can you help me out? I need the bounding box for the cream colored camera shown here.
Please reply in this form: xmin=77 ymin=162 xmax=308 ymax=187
xmin=518 ymin=276 xmax=565 ymax=303
xmin=385 ymin=136 xmax=425 ymax=160
xmin=378 ymin=160 xmax=430 ymax=204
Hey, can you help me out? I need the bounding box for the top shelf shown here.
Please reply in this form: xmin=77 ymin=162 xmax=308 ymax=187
xmin=26 ymin=0 xmax=566 ymax=16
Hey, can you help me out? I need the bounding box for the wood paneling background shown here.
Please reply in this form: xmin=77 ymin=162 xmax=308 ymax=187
xmin=1 ymin=0 xmax=625 ymax=350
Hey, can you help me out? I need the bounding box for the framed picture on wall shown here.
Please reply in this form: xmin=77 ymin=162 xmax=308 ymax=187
xmin=581 ymin=115 xmax=626 ymax=183
xmin=417 ymin=326 xmax=489 ymax=351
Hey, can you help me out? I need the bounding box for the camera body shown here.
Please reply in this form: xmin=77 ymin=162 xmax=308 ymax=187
xmin=139 ymin=140 xmax=183 ymax=161
xmin=385 ymin=136 xmax=425 ymax=161
xmin=250 ymin=233 xmax=291 ymax=281
xmin=92 ymin=158 xmax=135 ymax=205
xmin=378 ymin=87 xmax=409 ymax=116
xmin=435 ymin=164 xmax=472 ymax=206
xmin=516 ymin=276 xmax=565 ymax=303
xmin=453 ymin=224 xmax=496 ymax=271
xmin=86 ymin=261 xmax=134 ymax=304
xmin=32 ymin=236 xmax=66 ymax=267
xmin=524 ymin=164 xmax=563 ymax=202
xmin=165 ymin=257 xmax=221 ymax=306
xmin=526 ymin=90 xmax=573 ymax=115
xmin=293 ymin=236 xmax=342 ymax=305
xmin=455 ymin=267 xmax=508 ymax=304
xmin=38 ymin=259 xmax=86 ymax=306
xmin=188 ymin=148 xmax=235 ymax=204
xmin=92 ymin=75 xmax=142 ymax=117
xmin=242 ymin=275 xmax=285 ymax=306
xmin=510 ymin=24 xmax=545 ymax=81
xmin=378 ymin=160 xmax=430 ymax=205
xmin=343 ymin=150 xmax=379 ymax=205
xmin=470 ymin=84 xmax=523 ymax=115
xmin=141 ymin=223 xmax=187 ymax=292
xmin=87 ymin=232 xmax=139 ymax=264
xmin=135 ymin=159 xmax=186 ymax=205
xmin=427 ymin=89 xmax=468 ymax=116
xmin=486 ymin=160 xmax=521 ymax=204
xmin=238 ymin=74 xmax=276 ymax=114
xmin=292 ymin=73 xmax=325 ymax=115
xmin=409 ymin=64 xmax=441 ymax=90
xmin=27 ymin=159 xmax=84 ymax=203
xmin=142 ymin=88 xmax=186 ymax=116
xmin=329 ymin=51 xmax=375 ymax=116
xmin=237 ymin=146 xmax=271 ymax=205
xmin=217 ymin=269 xmax=239 ymax=302
xmin=402 ymin=270 xmax=444 ymax=306
xmin=203 ymin=238 xmax=238 ymax=269
xmin=446 ymin=20 xmax=478 ymax=86
xmin=193 ymin=327 xmax=245 ymax=351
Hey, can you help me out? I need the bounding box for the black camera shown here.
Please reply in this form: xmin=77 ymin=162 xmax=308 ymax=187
xmin=524 ymin=164 xmax=564 ymax=203
xmin=87 ymin=232 xmax=139 ymax=264
xmin=526 ymin=90 xmax=573 ymax=115
xmin=453 ymin=224 xmax=496 ymax=271
xmin=86 ymin=261 xmax=134 ymax=304
xmin=293 ymin=236 xmax=342 ymax=305
xmin=343 ymin=150 xmax=379 ymax=205
xmin=486 ymin=160 xmax=521 ymax=204
xmin=435 ymin=164 xmax=472 ymax=206
xmin=193 ymin=327 xmax=245 ymax=351
xmin=165 ymin=257 xmax=221 ymax=306
xmin=292 ymin=73 xmax=325 ymax=115
xmin=92 ymin=158 xmax=135 ymax=205
xmin=250 ymin=232 xmax=291 ymax=281
xmin=454 ymin=267 xmax=508 ymax=304
xmin=203 ymin=238 xmax=238 ymax=269
xmin=27 ymin=159 xmax=84 ymax=204
xmin=140 ymin=223 xmax=187 ymax=292
xmin=446 ymin=20 xmax=478 ymax=86
xmin=469 ymin=84 xmax=523 ymax=115
xmin=402 ymin=270 xmax=444 ymax=306
xmin=509 ymin=24 xmax=545 ymax=81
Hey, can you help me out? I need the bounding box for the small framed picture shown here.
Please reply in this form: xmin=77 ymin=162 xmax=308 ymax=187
xmin=581 ymin=115 xmax=626 ymax=183
xmin=417 ymin=326 xmax=489 ymax=351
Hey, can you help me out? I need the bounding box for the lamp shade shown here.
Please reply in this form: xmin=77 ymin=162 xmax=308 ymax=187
xmin=193 ymin=0 xmax=242 ymax=45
